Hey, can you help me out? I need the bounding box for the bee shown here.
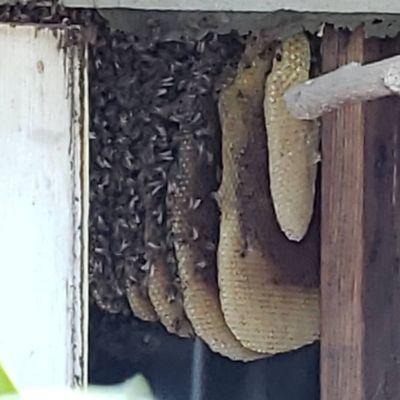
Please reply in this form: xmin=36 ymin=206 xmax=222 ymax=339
xmin=147 ymin=241 xmax=161 ymax=250
xmin=140 ymin=261 xmax=151 ymax=272
xmin=189 ymin=197 xmax=202 ymax=210
xmin=166 ymin=285 xmax=178 ymax=303
xmin=192 ymin=227 xmax=199 ymax=241
xmin=156 ymin=88 xmax=168 ymax=97
xmin=151 ymin=182 xmax=164 ymax=196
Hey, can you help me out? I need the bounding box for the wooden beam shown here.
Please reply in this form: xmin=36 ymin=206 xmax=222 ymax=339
xmin=61 ymin=0 xmax=400 ymax=13
xmin=321 ymin=26 xmax=400 ymax=400
xmin=0 ymin=24 xmax=88 ymax=389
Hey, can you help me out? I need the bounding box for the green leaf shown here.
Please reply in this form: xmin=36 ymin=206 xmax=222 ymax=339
xmin=0 ymin=362 xmax=17 ymax=396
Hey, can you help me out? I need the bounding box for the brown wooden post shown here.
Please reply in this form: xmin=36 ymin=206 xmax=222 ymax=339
xmin=321 ymin=26 xmax=400 ymax=400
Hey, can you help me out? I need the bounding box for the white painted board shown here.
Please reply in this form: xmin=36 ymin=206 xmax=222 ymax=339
xmin=61 ymin=0 xmax=400 ymax=13
xmin=0 ymin=24 xmax=88 ymax=390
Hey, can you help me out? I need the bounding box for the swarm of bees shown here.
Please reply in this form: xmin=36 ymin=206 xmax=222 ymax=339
xmin=88 ymin=28 xmax=321 ymax=361
xmin=1 ymin=2 xmax=321 ymax=361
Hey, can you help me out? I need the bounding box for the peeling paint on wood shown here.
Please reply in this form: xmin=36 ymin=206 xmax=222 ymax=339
xmin=0 ymin=24 xmax=88 ymax=390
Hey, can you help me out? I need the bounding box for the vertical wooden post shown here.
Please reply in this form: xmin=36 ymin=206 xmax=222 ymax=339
xmin=0 ymin=24 xmax=88 ymax=389
xmin=321 ymin=27 xmax=400 ymax=400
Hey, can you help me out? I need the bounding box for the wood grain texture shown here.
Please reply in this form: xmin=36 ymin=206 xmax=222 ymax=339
xmin=321 ymin=26 xmax=400 ymax=400
xmin=0 ymin=24 xmax=88 ymax=389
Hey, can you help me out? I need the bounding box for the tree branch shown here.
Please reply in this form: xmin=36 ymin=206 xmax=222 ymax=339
xmin=284 ymin=55 xmax=400 ymax=120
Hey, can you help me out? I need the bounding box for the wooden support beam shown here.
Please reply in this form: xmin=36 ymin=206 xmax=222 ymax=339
xmin=0 ymin=24 xmax=88 ymax=389
xmin=321 ymin=26 xmax=400 ymax=400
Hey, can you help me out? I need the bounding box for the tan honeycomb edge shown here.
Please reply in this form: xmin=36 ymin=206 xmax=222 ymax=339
xmin=168 ymin=127 xmax=264 ymax=360
xmin=264 ymin=32 xmax=320 ymax=241
xmin=148 ymin=254 xmax=194 ymax=337
xmin=175 ymin=241 xmax=264 ymax=361
xmin=218 ymin=34 xmax=320 ymax=354
xmin=218 ymin=212 xmax=320 ymax=353
xmin=126 ymin=282 xmax=158 ymax=322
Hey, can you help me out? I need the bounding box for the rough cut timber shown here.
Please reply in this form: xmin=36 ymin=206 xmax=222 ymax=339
xmin=321 ymin=26 xmax=400 ymax=400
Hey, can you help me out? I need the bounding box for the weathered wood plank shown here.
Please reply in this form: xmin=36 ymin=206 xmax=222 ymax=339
xmin=321 ymin=26 xmax=400 ymax=400
xmin=321 ymin=26 xmax=365 ymax=400
xmin=362 ymin=34 xmax=400 ymax=400
xmin=61 ymin=0 xmax=400 ymax=13
xmin=0 ymin=24 xmax=88 ymax=389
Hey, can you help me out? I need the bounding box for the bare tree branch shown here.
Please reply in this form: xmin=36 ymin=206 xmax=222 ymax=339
xmin=284 ymin=55 xmax=400 ymax=120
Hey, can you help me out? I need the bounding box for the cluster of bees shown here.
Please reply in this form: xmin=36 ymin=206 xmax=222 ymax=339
xmin=1 ymin=2 xmax=321 ymax=361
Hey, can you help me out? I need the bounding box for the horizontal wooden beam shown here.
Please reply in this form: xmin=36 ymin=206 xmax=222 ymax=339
xmin=59 ymin=0 xmax=400 ymax=13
